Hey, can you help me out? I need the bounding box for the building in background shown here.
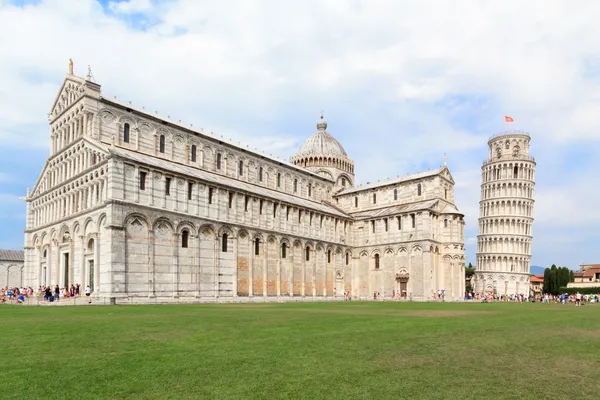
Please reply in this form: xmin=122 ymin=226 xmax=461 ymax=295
xmin=568 ymin=264 xmax=600 ymax=289
xmin=0 ymin=249 xmax=25 ymax=288
xmin=22 ymin=63 xmax=466 ymax=301
xmin=529 ymin=274 xmax=544 ymax=297
xmin=473 ymin=132 xmax=536 ymax=296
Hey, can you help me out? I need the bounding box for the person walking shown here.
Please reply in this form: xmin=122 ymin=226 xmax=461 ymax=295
xmin=85 ymin=285 xmax=92 ymax=304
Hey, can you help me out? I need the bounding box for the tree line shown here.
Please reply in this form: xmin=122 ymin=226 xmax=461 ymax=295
xmin=542 ymin=265 xmax=574 ymax=295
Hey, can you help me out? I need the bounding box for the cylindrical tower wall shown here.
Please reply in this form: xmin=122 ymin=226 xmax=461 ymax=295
xmin=474 ymin=132 xmax=536 ymax=297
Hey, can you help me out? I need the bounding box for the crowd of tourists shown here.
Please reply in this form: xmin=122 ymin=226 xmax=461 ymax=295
xmin=537 ymin=292 xmax=599 ymax=305
xmin=1 ymin=284 xmax=92 ymax=304
xmin=463 ymin=292 xmax=528 ymax=302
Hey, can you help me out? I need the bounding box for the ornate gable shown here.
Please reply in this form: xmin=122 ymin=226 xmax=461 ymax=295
xmin=29 ymin=137 xmax=109 ymax=199
xmin=439 ymin=166 xmax=455 ymax=185
xmin=49 ymin=75 xmax=86 ymax=122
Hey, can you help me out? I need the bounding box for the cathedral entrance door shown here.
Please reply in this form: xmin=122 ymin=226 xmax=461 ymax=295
xmin=63 ymin=253 xmax=70 ymax=288
xmin=88 ymin=260 xmax=95 ymax=292
xmin=400 ymin=281 xmax=407 ymax=298
xmin=395 ymin=269 xmax=409 ymax=298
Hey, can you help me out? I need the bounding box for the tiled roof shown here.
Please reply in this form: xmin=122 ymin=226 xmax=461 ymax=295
xmin=102 ymin=97 xmax=334 ymax=182
xmin=349 ymin=199 xmax=439 ymax=219
xmin=110 ymin=147 xmax=350 ymax=219
xmin=582 ymin=267 xmax=600 ymax=278
xmin=529 ymin=275 xmax=544 ymax=283
xmin=337 ymin=168 xmax=443 ymax=195
xmin=0 ymin=249 xmax=24 ymax=262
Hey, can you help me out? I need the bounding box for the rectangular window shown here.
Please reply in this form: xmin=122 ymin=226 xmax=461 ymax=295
xmin=259 ymin=199 xmax=263 ymax=215
xmin=309 ymin=212 xmax=313 ymax=226
xmin=281 ymin=243 xmax=287 ymax=259
xmin=308 ymin=184 xmax=312 ymax=197
xmin=373 ymin=193 xmax=376 ymax=204
xmin=277 ymin=173 xmax=281 ymax=187
xmin=254 ymin=239 xmax=260 ymax=256
xmin=327 ymin=250 xmax=331 ymax=263
xmin=139 ymin=171 xmax=146 ymax=190
xmin=320 ymin=215 xmax=323 ymax=228
xmin=208 ymin=188 xmax=213 ymax=204
xmin=165 ymin=177 xmax=171 ymax=196
xmin=397 ymin=216 xmax=402 ymax=230
xmin=411 ymin=214 xmax=416 ymax=228
xmin=384 ymin=219 xmax=388 ymax=232
xmin=286 ymin=207 xmax=290 ymax=221
xmin=298 ymin=210 xmax=302 ymax=224
xmin=293 ymin=179 xmax=297 ymax=193
xmin=187 ymin=182 xmax=193 ymax=200
xmin=244 ymin=196 xmax=249 ymax=212
xmin=273 ymin=204 xmax=277 ymax=218
xmin=229 ymin=192 xmax=233 ymax=208
xmin=372 ymin=220 xmax=375 ymax=233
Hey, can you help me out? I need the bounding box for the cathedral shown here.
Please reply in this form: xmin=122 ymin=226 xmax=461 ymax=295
xmin=22 ymin=64 xmax=466 ymax=301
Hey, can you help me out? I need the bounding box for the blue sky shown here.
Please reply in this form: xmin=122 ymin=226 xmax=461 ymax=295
xmin=1 ymin=0 xmax=599 ymax=269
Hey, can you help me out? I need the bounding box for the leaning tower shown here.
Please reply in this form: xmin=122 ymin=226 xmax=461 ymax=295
xmin=474 ymin=132 xmax=536 ymax=297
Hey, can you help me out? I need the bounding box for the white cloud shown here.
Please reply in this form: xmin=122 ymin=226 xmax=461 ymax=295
xmin=108 ymin=0 xmax=153 ymax=14
xmin=1 ymin=0 xmax=600 ymax=267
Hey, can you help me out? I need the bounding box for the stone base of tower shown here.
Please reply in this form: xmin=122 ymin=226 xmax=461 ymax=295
xmin=473 ymin=271 xmax=530 ymax=297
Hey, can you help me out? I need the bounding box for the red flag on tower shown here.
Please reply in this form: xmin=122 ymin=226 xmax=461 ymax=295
xmin=504 ymin=116 xmax=514 ymax=122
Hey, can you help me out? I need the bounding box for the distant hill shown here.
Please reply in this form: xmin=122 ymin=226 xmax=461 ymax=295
xmin=530 ymin=266 xmax=545 ymax=276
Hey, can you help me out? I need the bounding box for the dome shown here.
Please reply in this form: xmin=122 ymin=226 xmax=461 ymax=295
xmin=295 ymin=115 xmax=348 ymax=158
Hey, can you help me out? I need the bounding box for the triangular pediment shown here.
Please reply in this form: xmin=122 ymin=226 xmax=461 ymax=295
xmin=48 ymin=75 xmax=88 ymax=122
xmin=30 ymin=137 xmax=109 ymax=199
xmin=439 ymin=166 xmax=455 ymax=185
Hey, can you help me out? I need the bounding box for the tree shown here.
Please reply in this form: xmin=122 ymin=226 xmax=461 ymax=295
xmin=569 ymin=270 xmax=574 ymax=283
xmin=543 ymin=268 xmax=551 ymax=294
xmin=550 ymin=265 xmax=558 ymax=295
xmin=558 ymin=267 xmax=570 ymax=288
xmin=465 ymin=263 xmax=475 ymax=293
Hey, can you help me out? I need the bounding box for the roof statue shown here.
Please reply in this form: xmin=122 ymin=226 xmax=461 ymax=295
xmin=68 ymin=58 xmax=73 ymax=75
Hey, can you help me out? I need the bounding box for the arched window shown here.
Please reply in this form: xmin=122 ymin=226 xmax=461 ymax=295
xmin=159 ymin=135 xmax=165 ymax=153
xmin=444 ymin=189 xmax=448 ymax=199
xmin=293 ymin=178 xmax=297 ymax=192
xmin=345 ymin=252 xmax=349 ymax=265
xmin=216 ymin=153 xmax=222 ymax=170
xmin=259 ymin=167 xmax=263 ymax=182
xmin=123 ymin=123 xmax=130 ymax=143
xmin=374 ymin=254 xmax=380 ymax=270
xmin=373 ymin=193 xmax=376 ymax=204
xmin=513 ymin=166 xmax=518 ymax=178
xmin=327 ymin=250 xmax=331 ymax=263
xmin=354 ymin=197 xmax=358 ymax=207
xmin=191 ymin=145 xmax=197 ymax=162
xmin=254 ymin=238 xmax=260 ymax=255
xmin=417 ymin=183 xmax=422 ymax=196
xmin=305 ymin=246 xmax=310 ymax=261
xmin=394 ymin=188 xmax=397 ymax=200
xmin=43 ymin=249 xmax=47 ymax=258
xmin=308 ymin=184 xmax=312 ymax=197
xmin=238 ymin=160 xmax=244 ymax=176
xmin=181 ymin=230 xmax=189 ymax=248
xmin=277 ymin=173 xmax=281 ymax=187
xmin=222 ymin=233 xmax=228 ymax=252
xmin=281 ymin=243 xmax=287 ymax=259
xmin=444 ymin=219 xmax=448 ymax=228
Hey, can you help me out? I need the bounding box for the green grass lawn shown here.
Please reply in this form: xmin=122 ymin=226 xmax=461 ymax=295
xmin=1 ymin=302 xmax=599 ymax=400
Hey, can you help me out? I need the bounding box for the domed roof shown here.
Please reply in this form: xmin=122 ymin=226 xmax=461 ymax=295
xmin=295 ymin=115 xmax=348 ymax=158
